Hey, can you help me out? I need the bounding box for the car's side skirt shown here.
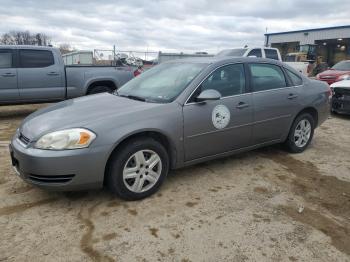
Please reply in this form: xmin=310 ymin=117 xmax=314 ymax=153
xmin=180 ymin=139 xmax=282 ymax=168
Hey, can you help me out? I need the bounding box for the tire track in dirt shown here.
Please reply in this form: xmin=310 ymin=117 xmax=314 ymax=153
xmin=77 ymin=202 xmax=115 ymax=262
xmin=0 ymin=198 xmax=58 ymax=216
xmin=260 ymin=149 xmax=350 ymax=255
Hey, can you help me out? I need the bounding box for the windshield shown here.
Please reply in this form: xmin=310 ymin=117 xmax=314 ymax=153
xmin=216 ymin=49 xmax=247 ymax=57
xmin=332 ymin=61 xmax=350 ymax=71
xmin=117 ymin=62 xmax=207 ymax=103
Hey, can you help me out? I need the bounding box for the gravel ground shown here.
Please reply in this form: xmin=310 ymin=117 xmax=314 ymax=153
xmin=0 ymin=104 xmax=349 ymax=262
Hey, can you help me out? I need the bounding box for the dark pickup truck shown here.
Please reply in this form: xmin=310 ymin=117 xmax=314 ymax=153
xmin=0 ymin=45 xmax=137 ymax=105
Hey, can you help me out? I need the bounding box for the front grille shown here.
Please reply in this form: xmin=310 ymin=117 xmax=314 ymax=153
xmin=18 ymin=133 xmax=30 ymax=145
xmin=28 ymin=174 xmax=75 ymax=184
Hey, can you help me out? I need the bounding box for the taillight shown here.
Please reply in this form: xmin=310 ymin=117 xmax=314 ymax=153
xmin=134 ymin=68 xmax=142 ymax=77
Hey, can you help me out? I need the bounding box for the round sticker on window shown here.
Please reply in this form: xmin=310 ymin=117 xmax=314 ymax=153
xmin=212 ymin=105 xmax=230 ymax=129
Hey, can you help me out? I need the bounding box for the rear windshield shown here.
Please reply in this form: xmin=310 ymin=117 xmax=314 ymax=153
xmin=332 ymin=61 xmax=350 ymax=71
xmin=216 ymin=49 xmax=247 ymax=57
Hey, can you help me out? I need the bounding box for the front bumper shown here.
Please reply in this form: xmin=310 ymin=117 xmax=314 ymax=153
xmin=9 ymin=136 xmax=111 ymax=191
xmin=332 ymin=96 xmax=350 ymax=115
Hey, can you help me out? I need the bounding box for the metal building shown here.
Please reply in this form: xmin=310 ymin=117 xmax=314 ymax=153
xmin=265 ymin=25 xmax=350 ymax=66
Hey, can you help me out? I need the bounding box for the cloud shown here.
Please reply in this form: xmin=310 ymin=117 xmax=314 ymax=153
xmin=0 ymin=0 xmax=349 ymax=53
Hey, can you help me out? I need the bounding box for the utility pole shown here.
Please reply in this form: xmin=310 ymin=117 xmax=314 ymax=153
xmin=113 ymin=45 xmax=116 ymax=65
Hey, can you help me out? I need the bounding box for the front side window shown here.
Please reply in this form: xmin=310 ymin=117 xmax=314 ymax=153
xmin=264 ymin=49 xmax=279 ymax=60
xmin=117 ymin=62 xmax=207 ymax=103
xmin=198 ymin=64 xmax=246 ymax=98
xmin=0 ymin=50 xmax=13 ymax=68
xmin=247 ymin=49 xmax=262 ymax=58
xmin=19 ymin=50 xmax=54 ymax=68
xmin=285 ymin=68 xmax=303 ymax=86
xmin=249 ymin=63 xmax=287 ymax=92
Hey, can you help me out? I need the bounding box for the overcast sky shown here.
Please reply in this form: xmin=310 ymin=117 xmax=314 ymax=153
xmin=1 ymin=0 xmax=350 ymax=54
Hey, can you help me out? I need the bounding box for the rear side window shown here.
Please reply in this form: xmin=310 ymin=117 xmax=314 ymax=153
xmin=286 ymin=68 xmax=303 ymax=86
xmin=19 ymin=50 xmax=54 ymax=68
xmin=201 ymin=63 xmax=246 ymax=97
xmin=0 ymin=50 xmax=13 ymax=68
xmin=247 ymin=49 xmax=262 ymax=58
xmin=249 ymin=63 xmax=287 ymax=92
xmin=264 ymin=49 xmax=279 ymax=60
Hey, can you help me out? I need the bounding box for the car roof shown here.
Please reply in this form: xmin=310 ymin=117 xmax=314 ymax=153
xmin=0 ymin=45 xmax=56 ymax=50
xmin=165 ymin=56 xmax=284 ymax=66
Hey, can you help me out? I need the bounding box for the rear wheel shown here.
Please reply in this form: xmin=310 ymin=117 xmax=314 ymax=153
xmin=106 ymin=138 xmax=169 ymax=200
xmin=284 ymin=113 xmax=315 ymax=153
xmin=87 ymin=86 xmax=114 ymax=95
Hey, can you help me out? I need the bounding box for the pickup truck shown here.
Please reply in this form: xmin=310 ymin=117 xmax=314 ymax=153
xmin=0 ymin=45 xmax=138 ymax=105
xmin=216 ymin=47 xmax=310 ymax=76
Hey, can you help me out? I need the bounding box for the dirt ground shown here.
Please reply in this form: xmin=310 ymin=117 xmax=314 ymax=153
xmin=0 ymin=104 xmax=349 ymax=262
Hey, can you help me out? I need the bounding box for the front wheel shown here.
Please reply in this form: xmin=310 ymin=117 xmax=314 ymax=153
xmin=106 ymin=138 xmax=169 ymax=200
xmin=284 ymin=113 xmax=315 ymax=153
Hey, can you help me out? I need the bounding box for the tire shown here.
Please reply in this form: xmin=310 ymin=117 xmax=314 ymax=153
xmin=87 ymin=86 xmax=113 ymax=95
xmin=106 ymin=137 xmax=169 ymax=200
xmin=284 ymin=113 xmax=315 ymax=153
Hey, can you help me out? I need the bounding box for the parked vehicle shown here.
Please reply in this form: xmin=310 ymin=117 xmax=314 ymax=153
xmin=316 ymin=60 xmax=350 ymax=85
xmin=216 ymin=47 xmax=310 ymax=75
xmin=330 ymin=80 xmax=350 ymax=114
xmin=0 ymin=45 xmax=138 ymax=105
xmin=9 ymin=57 xmax=331 ymax=200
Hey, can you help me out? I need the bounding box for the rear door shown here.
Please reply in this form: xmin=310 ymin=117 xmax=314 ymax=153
xmin=17 ymin=49 xmax=65 ymax=101
xmin=0 ymin=49 xmax=19 ymax=102
xmin=249 ymin=63 xmax=300 ymax=145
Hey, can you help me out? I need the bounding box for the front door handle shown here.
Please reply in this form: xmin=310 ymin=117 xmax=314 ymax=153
xmin=1 ymin=73 xmax=16 ymax=77
xmin=236 ymin=102 xmax=249 ymax=109
xmin=47 ymin=72 xmax=59 ymax=76
xmin=288 ymin=94 xmax=298 ymax=100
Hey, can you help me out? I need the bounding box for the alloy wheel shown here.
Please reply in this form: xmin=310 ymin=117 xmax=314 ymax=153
xmin=122 ymin=150 xmax=162 ymax=193
xmin=294 ymin=119 xmax=311 ymax=148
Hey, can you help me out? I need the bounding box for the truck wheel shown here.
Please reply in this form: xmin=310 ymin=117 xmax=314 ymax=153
xmin=106 ymin=137 xmax=169 ymax=200
xmin=87 ymin=86 xmax=114 ymax=95
xmin=284 ymin=113 xmax=315 ymax=153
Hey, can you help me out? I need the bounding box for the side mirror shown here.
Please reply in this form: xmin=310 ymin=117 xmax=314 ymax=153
xmin=196 ymin=89 xmax=221 ymax=102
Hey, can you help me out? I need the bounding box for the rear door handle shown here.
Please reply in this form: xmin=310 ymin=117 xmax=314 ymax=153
xmin=288 ymin=94 xmax=298 ymax=100
xmin=1 ymin=73 xmax=16 ymax=77
xmin=47 ymin=72 xmax=59 ymax=76
xmin=236 ymin=102 xmax=249 ymax=109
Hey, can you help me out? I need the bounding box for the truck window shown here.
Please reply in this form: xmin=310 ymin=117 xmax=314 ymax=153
xmin=264 ymin=49 xmax=279 ymax=60
xmin=285 ymin=69 xmax=303 ymax=86
xmin=249 ymin=63 xmax=287 ymax=92
xmin=19 ymin=50 xmax=54 ymax=68
xmin=0 ymin=50 xmax=13 ymax=68
xmin=247 ymin=49 xmax=262 ymax=58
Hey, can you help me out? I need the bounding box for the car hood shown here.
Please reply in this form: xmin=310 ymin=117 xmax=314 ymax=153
xmin=330 ymin=80 xmax=350 ymax=89
xmin=319 ymin=70 xmax=350 ymax=77
xmin=20 ymin=93 xmax=162 ymax=140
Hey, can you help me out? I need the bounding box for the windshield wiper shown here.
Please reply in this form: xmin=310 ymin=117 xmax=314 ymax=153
xmin=118 ymin=94 xmax=146 ymax=102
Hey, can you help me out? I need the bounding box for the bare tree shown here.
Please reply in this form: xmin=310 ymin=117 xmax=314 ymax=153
xmin=59 ymin=43 xmax=73 ymax=54
xmin=0 ymin=31 xmax=51 ymax=46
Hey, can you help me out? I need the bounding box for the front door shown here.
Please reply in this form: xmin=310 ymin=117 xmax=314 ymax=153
xmin=183 ymin=63 xmax=253 ymax=161
xmin=17 ymin=49 xmax=65 ymax=101
xmin=0 ymin=49 xmax=19 ymax=103
xmin=248 ymin=63 xmax=300 ymax=144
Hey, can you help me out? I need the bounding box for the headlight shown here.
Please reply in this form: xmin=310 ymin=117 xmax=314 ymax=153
xmin=35 ymin=128 xmax=96 ymax=150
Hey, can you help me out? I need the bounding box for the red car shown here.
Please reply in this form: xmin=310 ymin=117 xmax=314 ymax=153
xmin=316 ymin=60 xmax=350 ymax=85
